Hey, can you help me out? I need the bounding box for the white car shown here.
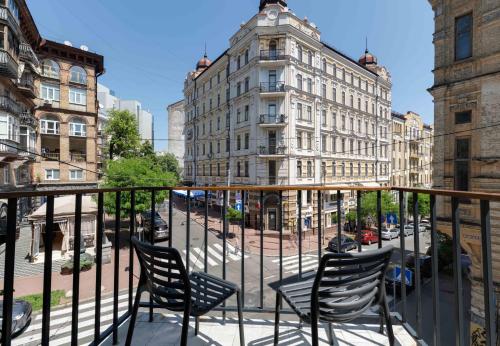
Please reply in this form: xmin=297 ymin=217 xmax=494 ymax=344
xmin=402 ymin=225 xmax=414 ymax=236
xmin=381 ymin=228 xmax=399 ymax=240
xmin=408 ymin=223 xmax=427 ymax=233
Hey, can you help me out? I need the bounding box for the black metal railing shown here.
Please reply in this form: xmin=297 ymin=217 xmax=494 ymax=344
xmin=0 ymin=185 xmax=498 ymax=346
xmin=259 ymin=114 xmax=287 ymax=124
xmin=260 ymin=49 xmax=286 ymax=61
xmin=259 ymin=145 xmax=286 ymax=155
xmin=260 ymin=82 xmax=285 ymax=93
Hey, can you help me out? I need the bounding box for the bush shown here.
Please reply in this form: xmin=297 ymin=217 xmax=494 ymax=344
xmin=61 ymin=253 xmax=94 ymax=275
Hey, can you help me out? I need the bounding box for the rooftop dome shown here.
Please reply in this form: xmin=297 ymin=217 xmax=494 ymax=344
xmin=196 ymin=54 xmax=212 ymax=70
xmin=359 ymin=49 xmax=378 ymax=66
xmin=259 ymin=0 xmax=287 ymax=11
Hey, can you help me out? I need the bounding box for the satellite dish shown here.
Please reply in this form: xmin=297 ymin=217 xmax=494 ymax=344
xmin=64 ymin=41 xmax=73 ymax=47
xmin=80 ymin=45 xmax=89 ymax=51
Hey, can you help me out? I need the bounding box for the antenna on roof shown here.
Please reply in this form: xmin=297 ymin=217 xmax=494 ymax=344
xmin=365 ymin=36 xmax=369 ymax=53
xmin=204 ymin=42 xmax=207 ymax=58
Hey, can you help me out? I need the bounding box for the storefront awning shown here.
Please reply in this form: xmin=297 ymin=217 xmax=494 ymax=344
xmin=173 ymin=190 xmax=205 ymax=198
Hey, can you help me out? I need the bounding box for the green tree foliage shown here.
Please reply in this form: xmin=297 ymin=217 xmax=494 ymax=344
xmin=361 ymin=191 xmax=398 ymax=220
xmin=155 ymin=153 xmax=181 ymax=181
xmin=226 ymin=208 xmax=242 ymax=222
xmin=102 ymin=157 xmax=178 ymax=216
xmin=105 ymin=110 xmax=141 ymax=159
xmin=407 ymin=193 xmax=431 ymax=217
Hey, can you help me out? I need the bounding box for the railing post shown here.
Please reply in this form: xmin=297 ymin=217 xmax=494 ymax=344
xmin=357 ymin=191 xmax=362 ymax=252
xmin=1 ymin=197 xmax=17 ymax=346
xmin=259 ymin=190 xmax=264 ymax=309
xmin=398 ymin=190 xmax=407 ymax=322
xmin=317 ymin=190 xmax=322 ymax=258
xmin=298 ymin=190 xmax=303 ymax=279
xmin=129 ymin=190 xmax=136 ymax=312
xmin=480 ymin=200 xmax=497 ymax=346
xmin=222 ymin=189 xmax=228 ymax=320
xmin=94 ymin=192 xmax=104 ymax=343
xmin=41 ymin=195 xmax=55 ymax=346
xmin=451 ymin=197 xmax=465 ymax=346
xmin=204 ymin=190 xmax=209 ymax=273
xmin=377 ymin=190 xmax=382 ymax=249
xmin=113 ymin=191 xmax=121 ymax=344
xmin=430 ymin=194 xmax=441 ymax=346
xmin=337 ymin=190 xmax=341 ymax=252
xmin=412 ymin=192 xmax=422 ymax=339
xmin=186 ymin=190 xmax=191 ymax=274
xmin=71 ymin=194 xmax=82 ymax=346
xmin=241 ymin=190 xmax=246 ymax=307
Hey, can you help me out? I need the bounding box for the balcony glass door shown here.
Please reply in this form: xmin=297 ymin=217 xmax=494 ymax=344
xmin=268 ymin=131 xmax=277 ymax=154
xmin=269 ymin=70 xmax=277 ymax=92
xmin=269 ymin=160 xmax=276 ymax=184
xmin=268 ymin=104 xmax=276 ymax=123
xmin=268 ymin=208 xmax=277 ymax=231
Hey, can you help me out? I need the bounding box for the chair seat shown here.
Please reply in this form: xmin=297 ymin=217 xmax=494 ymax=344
xmin=189 ymin=272 xmax=239 ymax=316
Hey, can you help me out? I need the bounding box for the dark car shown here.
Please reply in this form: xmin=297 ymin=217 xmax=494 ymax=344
xmin=327 ymin=235 xmax=359 ymax=253
xmin=0 ymin=299 xmax=32 ymax=338
xmin=140 ymin=211 xmax=169 ymax=241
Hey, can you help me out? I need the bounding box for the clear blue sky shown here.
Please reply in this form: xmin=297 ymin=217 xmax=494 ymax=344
xmin=27 ymin=0 xmax=435 ymax=152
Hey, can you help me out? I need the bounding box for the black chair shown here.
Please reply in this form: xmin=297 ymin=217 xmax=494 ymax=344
xmin=126 ymin=237 xmax=245 ymax=346
xmin=274 ymin=246 xmax=395 ymax=346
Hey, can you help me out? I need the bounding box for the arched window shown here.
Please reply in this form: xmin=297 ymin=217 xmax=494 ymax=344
xmin=322 ymin=58 xmax=327 ymax=72
xmin=297 ymin=45 xmax=303 ymax=62
xmin=296 ymin=74 xmax=303 ymax=90
xmin=70 ymin=66 xmax=87 ymax=84
xmin=42 ymin=60 xmax=60 ymax=79
xmin=40 ymin=114 xmax=60 ymax=134
xmin=69 ymin=117 xmax=86 ymax=137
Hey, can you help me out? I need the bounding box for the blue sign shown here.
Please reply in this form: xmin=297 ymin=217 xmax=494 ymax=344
xmin=235 ymin=203 xmax=243 ymax=212
xmin=386 ymin=213 xmax=398 ymax=225
xmin=394 ymin=266 xmax=413 ymax=286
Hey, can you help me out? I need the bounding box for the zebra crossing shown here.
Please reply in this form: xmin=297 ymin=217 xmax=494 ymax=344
xmin=182 ymin=242 xmax=248 ymax=271
xmin=12 ymin=293 xmax=129 ymax=346
xmin=272 ymin=254 xmax=320 ymax=274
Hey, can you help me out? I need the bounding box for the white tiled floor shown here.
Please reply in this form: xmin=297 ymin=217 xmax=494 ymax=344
xmin=103 ymin=310 xmax=417 ymax=346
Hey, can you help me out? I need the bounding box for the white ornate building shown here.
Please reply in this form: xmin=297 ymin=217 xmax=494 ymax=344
xmin=183 ymin=0 xmax=392 ymax=232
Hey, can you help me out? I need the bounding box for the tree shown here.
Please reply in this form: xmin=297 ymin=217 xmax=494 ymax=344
xmin=407 ymin=193 xmax=431 ymax=218
xmin=102 ymin=157 xmax=178 ymax=216
xmin=105 ymin=110 xmax=141 ymax=159
xmin=155 ymin=153 xmax=181 ymax=180
xmin=139 ymin=140 xmax=155 ymax=158
xmin=360 ymin=191 xmax=398 ymax=221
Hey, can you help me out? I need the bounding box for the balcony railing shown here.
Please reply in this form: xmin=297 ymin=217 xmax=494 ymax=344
xmin=0 ymin=138 xmax=18 ymax=155
xmin=0 ymin=95 xmax=21 ymax=114
xmin=259 ymin=114 xmax=287 ymax=125
xmin=19 ymin=42 xmax=39 ymax=66
xmin=18 ymin=75 xmax=37 ymax=97
xmin=259 ymin=49 xmax=286 ymax=61
xmin=260 ymin=82 xmax=285 ymax=93
xmin=70 ymin=153 xmax=87 ymax=162
xmin=0 ymin=49 xmax=18 ymax=79
xmin=0 ymin=185 xmax=497 ymax=345
xmin=42 ymin=152 xmax=60 ymax=161
xmin=259 ymin=145 xmax=286 ymax=155
xmin=19 ymin=111 xmax=37 ymax=127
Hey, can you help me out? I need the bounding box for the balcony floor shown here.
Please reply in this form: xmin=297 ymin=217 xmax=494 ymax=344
xmin=104 ymin=309 xmax=416 ymax=346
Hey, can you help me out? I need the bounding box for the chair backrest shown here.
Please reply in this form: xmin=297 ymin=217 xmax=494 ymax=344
xmin=131 ymin=236 xmax=191 ymax=312
xmin=311 ymin=246 xmax=394 ymax=323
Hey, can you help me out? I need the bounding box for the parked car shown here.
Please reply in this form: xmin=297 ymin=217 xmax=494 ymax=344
xmin=327 ymin=235 xmax=359 ymax=253
xmin=140 ymin=211 xmax=169 ymax=241
xmin=0 ymin=299 xmax=32 ymax=339
xmin=381 ymin=228 xmax=399 ymax=240
xmin=359 ymin=230 xmax=379 ymax=245
xmin=407 ymin=223 xmax=427 ymax=233
xmin=401 ymin=225 xmax=414 ymax=237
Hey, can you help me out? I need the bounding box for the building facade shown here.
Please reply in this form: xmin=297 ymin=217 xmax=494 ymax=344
xmin=97 ymin=83 xmax=154 ymax=148
xmin=33 ymin=41 xmax=104 ymax=191
xmin=183 ymin=0 xmax=392 ymax=232
xmin=428 ymin=0 xmax=500 ymax=340
xmin=167 ymin=100 xmax=185 ymax=171
xmin=390 ymin=111 xmax=433 ymax=188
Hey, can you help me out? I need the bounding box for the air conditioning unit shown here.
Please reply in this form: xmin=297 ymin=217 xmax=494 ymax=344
xmin=44 ymin=100 xmax=53 ymax=106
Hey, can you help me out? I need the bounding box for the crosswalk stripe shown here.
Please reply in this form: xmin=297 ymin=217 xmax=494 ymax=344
xmin=183 ymin=250 xmax=205 ymax=269
xmin=272 ymin=254 xmax=301 ymax=263
xmin=283 ymin=258 xmax=318 ymax=270
xmin=192 ymin=247 xmax=217 ymax=266
xmin=207 ymin=246 xmax=228 ymax=263
xmin=213 ymin=244 xmax=241 ymax=261
xmin=50 ymin=321 xmax=113 ymax=346
xmin=291 ymin=264 xmax=318 ymax=274
xmin=225 ymin=243 xmax=249 ymax=258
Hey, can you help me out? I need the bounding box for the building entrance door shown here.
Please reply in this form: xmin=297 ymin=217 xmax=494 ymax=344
xmin=268 ymin=209 xmax=277 ymax=231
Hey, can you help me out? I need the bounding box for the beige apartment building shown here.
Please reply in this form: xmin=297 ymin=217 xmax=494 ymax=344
xmin=183 ymin=0 xmax=392 ymax=232
xmin=33 ymin=40 xmax=104 ymax=190
xmin=391 ymin=111 xmax=433 ymax=188
xmin=428 ymin=0 xmax=500 ymax=340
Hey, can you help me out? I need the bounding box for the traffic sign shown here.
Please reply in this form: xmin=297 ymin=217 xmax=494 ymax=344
xmin=235 ymin=203 xmax=243 ymax=212
xmin=386 ymin=213 xmax=398 ymax=225
xmin=394 ymin=266 xmax=413 ymax=286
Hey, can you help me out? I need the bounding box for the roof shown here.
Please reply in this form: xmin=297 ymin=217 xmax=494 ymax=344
xmin=391 ymin=111 xmax=406 ymax=121
xmin=321 ymin=41 xmax=378 ymax=77
xmin=29 ymin=196 xmax=97 ymax=220
xmin=193 ymin=49 xmax=229 ymax=81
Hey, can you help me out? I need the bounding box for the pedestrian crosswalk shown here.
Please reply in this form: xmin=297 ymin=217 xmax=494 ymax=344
xmin=12 ymin=293 xmax=129 ymax=346
xmin=272 ymin=254 xmax=320 ymax=274
xmin=182 ymin=242 xmax=249 ymax=271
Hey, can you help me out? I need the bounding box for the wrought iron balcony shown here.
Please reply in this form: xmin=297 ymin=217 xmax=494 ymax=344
xmin=258 ymin=145 xmax=287 ymax=156
xmin=0 ymin=95 xmax=21 ymax=114
xmin=18 ymin=73 xmax=37 ymax=98
xmin=0 ymin=185 xmax=497 ymax=346
xmin=0 ymin=138 xmax=18 ymax=156
xmin=19 ymin=42 xmax=39 ymax=66
xmin=260 ymin=82 xmax=285 ymax=93
xmin=259 ymin=49 xmax=286 ymax=61
xmin=258 ymin=114 xmax=287 ymax=126
xmin=0 ymin=49 xmax=18 ymax=79
xmin=19 ymin=111 xmax=37 ymax=128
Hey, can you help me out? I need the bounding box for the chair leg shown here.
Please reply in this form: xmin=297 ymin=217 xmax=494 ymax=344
xmin=381 ymin=296 xmax=395 ymax=346
xmin=236 ymin=290 xmax=245 ymax=346
xmin=195 ymin=316 xmax=199 ymax=336
xmin=273 ymin=291 xmax=281 ymax=345
xmin=327 ymin=323 xmax=334 ymax=346
xmin=180 ymin=306 xmax=190 ymax=346
xmin=125 ymin=287 xmax=142 ymax=346
xmin=311 ymin=316 xmax=319 ymax=346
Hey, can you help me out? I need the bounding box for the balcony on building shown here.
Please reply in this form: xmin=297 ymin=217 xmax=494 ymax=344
xmin=258 ymin=114 xmax=287 ymax=127
xmin=40 ymin=115 xmax=60 ymax=161
xmin=259 ymin=81 xmax=285 ymax=97
xmin=259 ymin=49 xmax=286 ymax=67
xmin=19 ymin=41 xmax=39 ymax=66
xmin=258 ymin=144 xmax=287 ymax=157
xmin=18 ymin=71 xmax=37 ymax=98
xmin=69 ymin=118 xmax=87 ymax=162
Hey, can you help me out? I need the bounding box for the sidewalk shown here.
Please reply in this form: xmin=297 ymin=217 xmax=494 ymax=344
xmin=172 ymin=197 xmax=344 ymax=257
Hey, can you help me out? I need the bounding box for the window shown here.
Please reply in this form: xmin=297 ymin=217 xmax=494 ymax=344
xmin=296 ymin=131 xmax=302 ymax=149
xmin=341 ymin=115 xmax=346 ymax=130
xmin=297 ymin=103 xmax=302 ymax=120
xmin=322 ymin=162 xmax=326 ymax=177
xmin=237 ymin=135 xmax=241 ymax=150
xmin=307 ymin=132 xmax=312 ymax=150
xmin=455 ymin=13 xmax=473 ymax=61
xmin=341 ymin=163 xmax=345 ymax=177
xmin=237 ymin=162 xmax=241 ymax=177
xmin=307 ymin=106 xmax=312 ymax=121
xmin=41 ymin=60 xmax=60 ymax=79
xmin=245 ymin=161 xmax=249 ymax=177
xmin=322 ymin=110 xmax=327 ymax=125
xmin=69 ymin=87 xmax=86 ymax=105
xmin=332 ymin=112 xmax=337 ymax=128
xmin=455 ymin=110 xmax=471 ymax=124
xmin=70 ymin=170 xmax=83 ymax=180
xmin=69 ymin=119 xmax=86 ymax=137
xmin=69 ymin=66 xmax=87 ymax=84
xmin=307 ymin=161 xmax=313 ymax=177
xmin=245 ymin=77 xmax=250 ymax=92
xmin=237 ymin=55 xmax=241 ymax=70
xmin=342 ymin=69 xmax=346 ymax=81
xmin=3 ymin=166 xmax=9 ymax=184
xmin=237 ymin=82 xmax=241 ymax=96
xmin=455 ymin=138 xmax=470 ymax=191
xmin=297 ymin=161 xmax=302 ymax=177
xmin=333 ymin=88 xmax=337 ymax=102
xmin=226 ymin=137 xmax=230 ymax=152
xmin=41 ymin=83 xmax=60 ymax=101
xmin=332 ymin=162 xmax=336 ymax=177
xmin=322 ymin=135 xmax=327 ymax=152
xmin=342 ymin=91 xmax=346 ymax=105
xmin=307 ymin=78 xmax=312 ymax=93
xmin=244 ymin=133 xmax=249 ymax=149
xmin=308 ymin=51 xmax=313 ymax=66
xmin=236 ymin=110 xmax=241 ymax=124
xmin=350 ymin=163 xmax=353 ymax=177
xmin=244 ymin=105 xmax=249 ymax=121
xmin=332 ymin=136 xmax=336 ymax=153
xmin=322 ymin=58 xmax=327 ymax=72
xmin=45 ymin=169 xmax=60 ymax=181
xmin=296 ymin=74 xmax=303 ymax=90
xmin=217 ymin=72 xmax=221 ymax=84
xmin=350 ymin=95 xmax=354 ymax=107
xmin=297 ymin=45 xmax=303 ymax=61
xmin=244 ymin=50 xmax=249 ymax=64
xmin=40 ymin=117 xmax=60 ymax=135
xmin=321 ymin=84 xmax=326 ymax=98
